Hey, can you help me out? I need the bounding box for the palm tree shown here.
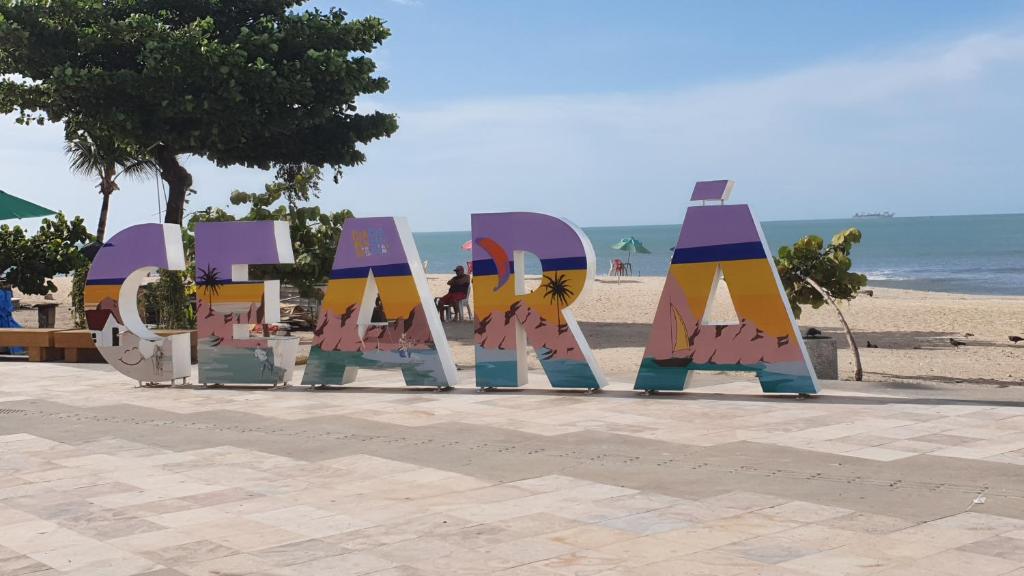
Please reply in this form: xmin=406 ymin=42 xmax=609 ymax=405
xmin=64 ymin=132 xmax=158 ymax=242
xmin=542 ymin=272 xmax=575 ymax=323
xmin=196 ymin=264 xmax=225 ymax=298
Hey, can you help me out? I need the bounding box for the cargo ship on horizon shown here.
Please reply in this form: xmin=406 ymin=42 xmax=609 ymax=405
xmin=853 ymin=211 xmax=894 ymax=218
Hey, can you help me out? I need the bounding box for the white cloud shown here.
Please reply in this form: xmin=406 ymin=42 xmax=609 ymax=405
xmin=340 ymin=30 xmax=1024 ymax=230
xmin=1 ymin=30 xmax=1022 ymax=236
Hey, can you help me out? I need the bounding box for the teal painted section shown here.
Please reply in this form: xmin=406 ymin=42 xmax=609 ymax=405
xmin=199 ymin=342 xmax=285 ymax=385
xmin=538 ymin=351 xmax=603 ymax=389
xmin=473 ymin=353 xmax=520 ymax=388
xmin=301 ymin=346 xmax=448 ymax=388
xmin=634 ymin=358 xmax=817 ymax=394
xmin=475 ymin=346 xmax=602 ymax=389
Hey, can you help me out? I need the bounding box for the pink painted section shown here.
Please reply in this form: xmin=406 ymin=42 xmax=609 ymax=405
xmin=312 ymin=303 xmax=436 ymax=354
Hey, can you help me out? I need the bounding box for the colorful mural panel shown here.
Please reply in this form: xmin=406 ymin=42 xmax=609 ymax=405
xmin=84 ymin=224 xmax=191 ymax=383
xmin=471 ymin=212 xmax=605 ymax=389
xmin=194 ymin=221 xmax=298 ymax=385
xmin=635 ymin=181 xmax=819 ymax=394
xmin=301 ymin=217 xmax=457 ymax=388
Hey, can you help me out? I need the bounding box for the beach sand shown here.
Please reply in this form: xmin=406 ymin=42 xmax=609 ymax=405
xmin=12 ymin=275 xmax=1024 ymax=386
xmin=425 ymin=274 xmax=1024 ymax=386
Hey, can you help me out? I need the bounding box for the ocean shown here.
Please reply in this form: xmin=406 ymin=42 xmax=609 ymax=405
xmin=413 ymin=213 xmax=1024 ymax=296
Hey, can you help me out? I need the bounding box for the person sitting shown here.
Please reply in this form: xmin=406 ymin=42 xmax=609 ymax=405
xmin=435 ymin=265 xmax=470 ymax=319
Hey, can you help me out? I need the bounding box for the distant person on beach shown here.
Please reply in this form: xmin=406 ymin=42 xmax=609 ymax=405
xmin=435 ymin=265 xmax=470 ymax=318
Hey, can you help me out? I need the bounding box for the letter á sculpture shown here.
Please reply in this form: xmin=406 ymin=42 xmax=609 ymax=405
xmin=635 ymin=181 xmax=819 ymax=394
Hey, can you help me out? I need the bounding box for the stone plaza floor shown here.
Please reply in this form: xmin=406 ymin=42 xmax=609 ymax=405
xmin=1 ymin=362 xmax=1024 ymax=575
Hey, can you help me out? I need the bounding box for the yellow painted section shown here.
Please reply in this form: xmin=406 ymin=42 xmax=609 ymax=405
xmin=473 ymin=269 xmax=588 ymax=324
xmin=198 ymin=282 xmax=265 ymax=305
xmin=668 ymin=259 xmax=795 ymax=338
xmin=375 ymin=276 xmax=422 ymax=319
xmin=721 ymin=259 xmax=795 ymax=337
xmin=470 ymin=274 xmax=506 ymax=313
xmin=322 ymin=278 xmax=368 ymax=313
xmin=322 ymin=275 xmax=423 ymax=319
xmin=84 ymin=285 xmax=120 ymax=307
xmin=672 ymin=306 xmax=690 ymax=350
xmin=669 ymin=262 xmax=718 ymax=321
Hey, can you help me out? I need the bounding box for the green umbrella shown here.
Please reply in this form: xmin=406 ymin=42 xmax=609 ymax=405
xmin=611 ymin=236 xmax=652 ymax=261
xmin=0 ymin=189 xmax=56 ymax=221
xmin=610 ymin=236 xmax=652 ymax=280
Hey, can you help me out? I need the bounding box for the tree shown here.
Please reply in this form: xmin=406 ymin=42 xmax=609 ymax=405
xmin=65 ymin=131 xmax=158 ymax=242
xmin=141 ymin=269 xmax=195 ymax=330
xmin=0 ymin=1 xmax=398 ymax=225
xmin=775 ymin=228 xmax=869 ymax=381
xmin=189 ymin=164 xmax=349 ymax=298
xmin=0 ymin=214 xmax=92 ymax=295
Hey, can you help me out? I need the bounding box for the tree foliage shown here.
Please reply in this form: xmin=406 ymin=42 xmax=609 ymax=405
xmin=775 ymin=228 xmax=868 ymax=318
xmin=775 ymin=228 xmax=869 ymax=381
xmin=189 ymin=164 xmax=350 ymax=298
xmin=0 ymin=1 xmax=398 ymax=224
xmin=143 ymin=270 xmax=195 ymax=330
xmin=65 ymin=129 xmax=159 ymax=242
xmin=0 ymin=214 xmax=92 ymax=295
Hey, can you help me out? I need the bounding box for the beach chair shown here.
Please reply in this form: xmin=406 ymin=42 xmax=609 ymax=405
xmin=439 ymin=284 xmax=473 ymax=322
xmin=608 ymin=258 xmax=627 ymax=278
xmin=455 ymin=284 xmax=473 ymax=322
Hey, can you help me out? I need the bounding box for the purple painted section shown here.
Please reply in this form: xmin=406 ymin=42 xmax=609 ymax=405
xmin=332 ymin=217 xmax=408 ymax=269
xmin=195 ymin=222 xmax=285 ymax=276
xmin=690 ymin=180 xmax=732 ymax=201
xmin=677 ymin=205 xmax=760 ymax=250
xmin=88 ymin=225 xmax=171 ymax=282
xmin=470 ymin=212 xmax=584 ymax=263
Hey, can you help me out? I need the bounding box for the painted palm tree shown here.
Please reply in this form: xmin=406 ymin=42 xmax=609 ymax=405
xmin=542 ymin=272 xmax=575 ymax=322
xmin=196 ymin=264 xmax=225 ymax=298
xmin=64 ymin=132 xmax=158 ymax=242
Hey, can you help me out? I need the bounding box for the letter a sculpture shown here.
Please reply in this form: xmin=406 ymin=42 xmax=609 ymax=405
xmin=635 ymin=181 xmax=819 ymax=394
xmin=301 ymin=217 xmax=458 ymax=389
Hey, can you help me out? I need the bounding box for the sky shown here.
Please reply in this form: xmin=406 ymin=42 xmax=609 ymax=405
xmin=2 ymin=0 xmax=1023 ymax=234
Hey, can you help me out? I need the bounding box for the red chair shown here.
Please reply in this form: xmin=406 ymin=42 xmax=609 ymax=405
xmin=609 ymin=258 xmax=626 ymax=277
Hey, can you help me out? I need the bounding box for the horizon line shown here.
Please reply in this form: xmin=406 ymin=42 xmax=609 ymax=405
xmin=408 ymin=210 xmax=1024 ymax=235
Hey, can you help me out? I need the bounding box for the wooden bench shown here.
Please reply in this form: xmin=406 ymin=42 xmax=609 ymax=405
xmin=0 ymin=328 xmax=62 ymax=362
xmin=53 ymin=329 xmax=199 ymax=363
xmin=52 ymin=330 xmax=103 ymax=363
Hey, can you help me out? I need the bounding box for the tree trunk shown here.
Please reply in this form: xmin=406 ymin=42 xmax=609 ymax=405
xmin=155 ymin=145 xmax=192 ymax=225
xmin=803 ymin=276 xmax=863 ymax=381
xmin=95 ymin=165 xmax=117 ymax=243
xmin=95 ymin=192 xmax=111 ymax=243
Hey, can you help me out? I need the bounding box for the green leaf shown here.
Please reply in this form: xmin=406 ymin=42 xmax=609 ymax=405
xmin=0 ymin=1 xmax=397 ymax=224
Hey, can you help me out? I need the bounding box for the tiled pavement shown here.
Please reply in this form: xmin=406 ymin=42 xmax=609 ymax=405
xmin=1 ymin=363 xmax=1024 ymax=575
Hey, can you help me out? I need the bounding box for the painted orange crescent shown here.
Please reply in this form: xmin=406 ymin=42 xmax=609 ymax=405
xmin=475 ymin=237 xmax=511 ymax=291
